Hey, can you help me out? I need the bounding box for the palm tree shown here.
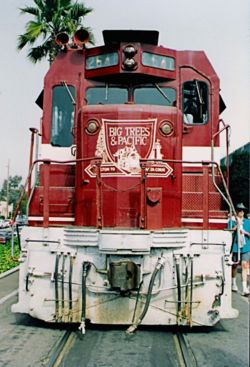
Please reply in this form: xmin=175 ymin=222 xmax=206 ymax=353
xmin=17 ymin=0 xmax=94 ymax=64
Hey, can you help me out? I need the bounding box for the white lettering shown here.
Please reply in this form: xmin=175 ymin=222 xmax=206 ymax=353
xmin=109 ymin=127 xmax=123 ymax=136
xmin=110 ymin=136 xmax=117 ymax=145
xmin=108 ymin=125 xmax=151 ymax=147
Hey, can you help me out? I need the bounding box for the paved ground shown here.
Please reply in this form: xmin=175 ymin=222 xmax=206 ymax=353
xmin=0 ymin=269 xmax=65 ymax=367
xmin=0 ymin=269 xmax=19 ymax=299
xmin=185 ymin=290 xmax=249 ymax=367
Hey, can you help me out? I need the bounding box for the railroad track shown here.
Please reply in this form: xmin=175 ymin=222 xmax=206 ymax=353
xmin=46 ymin=327 xmax=198 ymax=367
xmin=47 ymin=330 xmax=76 ymax=367
xmin=174 ymin=332 xmax=198 ymax=367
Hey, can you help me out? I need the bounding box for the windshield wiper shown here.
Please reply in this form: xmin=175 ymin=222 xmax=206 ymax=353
xmin=61 ymin=80 xmax=76 ymax=105
xmin=154 ymin=83 xmax=172 ymax=104
xmin=195 ymin=80 xmax=204 ymax=104
xmin=105 ymin=83 xmax=109 ymax=101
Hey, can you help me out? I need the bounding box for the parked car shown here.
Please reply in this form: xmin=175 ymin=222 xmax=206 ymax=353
xmin=4 ymin=219 xmax=11 ymax=228
xmin=15 ymin=215 xmax=28 ymax=226
xmin=0 ymin=230 xmax=12 ymax=244
xmin=0 ymin=219 xmax=11 ymax=228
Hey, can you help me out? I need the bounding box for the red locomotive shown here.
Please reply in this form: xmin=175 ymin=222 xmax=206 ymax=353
xmin=12 ymin=30 xmax=237 ymax=332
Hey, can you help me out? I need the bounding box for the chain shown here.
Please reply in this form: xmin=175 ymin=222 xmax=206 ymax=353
xmin=100 ymin=178 xmax=146 ymax=192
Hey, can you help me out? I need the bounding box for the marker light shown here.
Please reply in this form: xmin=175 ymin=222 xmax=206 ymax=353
xmin=160 ymin=121 xmax=173 ymax=136
xmin=86 ymin=120 xmax=99 ymax=134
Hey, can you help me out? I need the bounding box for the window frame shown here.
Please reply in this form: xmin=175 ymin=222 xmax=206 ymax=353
xmin=50 ymin=85 xmax=75 ymax=147
xmin=182 ymin=80 xmax=209 ymax=125
xmin=133 ymin=85 xmax=177 ymax=106
xmin=85 ymin=83 xmax=177 ymax=107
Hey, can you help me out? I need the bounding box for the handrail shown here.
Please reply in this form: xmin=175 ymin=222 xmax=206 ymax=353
xmin=211 ymin=119 xmax=231 ymax=189
xmin=31 ymin=157 xmax=100 ymax=227
xmin=28 ymin=128 xmax=39 ymax=197
xmin=27 ymin=129 xmax=40 ymax=216
xmin=13 ymin=156 xmax=99 ymax=224
xmin=211 ymin=119 xmax=234 ymax=219
xmin=94 ymin=159 xmax=103 ymax=228
xmin=140 ymin=158 xmax=236 ymax=225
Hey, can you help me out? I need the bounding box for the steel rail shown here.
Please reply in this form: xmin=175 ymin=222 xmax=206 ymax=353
xmin=47 ymin=330 xmax=75 ymax=367
xmin=173 ymin=332 xmax=198 ymax=367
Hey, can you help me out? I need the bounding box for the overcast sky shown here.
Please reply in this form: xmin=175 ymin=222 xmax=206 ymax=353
xmin=0 ymin=0 xmax=249 ymax=186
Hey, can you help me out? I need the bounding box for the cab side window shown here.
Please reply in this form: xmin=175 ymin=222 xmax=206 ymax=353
xmin=182 ymin=81 xmax=208 ymax=124
xmin=51 ymin=86 xmax=75 ymax=147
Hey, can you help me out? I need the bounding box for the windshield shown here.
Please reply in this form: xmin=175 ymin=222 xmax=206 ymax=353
xmin=86 ymin=87 xmax=128 ymax=105
xmin=86 ymin=85 xmax=176 ymax=106
xmin=134 ymin=86 xmax=176 ymax=106
xmin=51 ymin=85 xmax=75 ymax=147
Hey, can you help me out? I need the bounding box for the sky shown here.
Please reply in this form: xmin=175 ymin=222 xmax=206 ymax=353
xmin=0 ymin=0 xmax=249 ymax=186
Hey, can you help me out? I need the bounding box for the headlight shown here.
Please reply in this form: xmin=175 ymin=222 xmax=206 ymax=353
xmin=123 ymin=45 xmax=137 ymax=57
xmin=123 ymin=58 xmax=137 ymax=69
xmin=123 ymin=44 xmax=137 ymax=70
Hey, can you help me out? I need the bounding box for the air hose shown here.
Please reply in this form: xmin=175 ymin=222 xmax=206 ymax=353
xmin=68 ymin=256 xmax=73 ymax=321
xmin=79 ymin=261 xmax=91 ymax=334
xmin=54 ymin=253 xmax=60 ymax=321
xmin=126 ymin=256 xmax=165 ymax=334
xmin=176 ymin=261 xmax=182 ymax=323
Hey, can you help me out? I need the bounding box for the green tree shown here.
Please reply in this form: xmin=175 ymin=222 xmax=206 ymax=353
xmin=0 ymin=176 xmax=27 ymax=217
xmin=17 ymin=0 xmax=93 ymax=64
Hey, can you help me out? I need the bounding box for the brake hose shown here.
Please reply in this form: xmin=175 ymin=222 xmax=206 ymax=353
xmin=126 ymin=256 xmax=165 ymax=334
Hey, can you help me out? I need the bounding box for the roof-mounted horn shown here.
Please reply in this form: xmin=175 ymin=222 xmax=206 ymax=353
xmin=55 ymin=32 xmax=69 ymax=46
xmin=74 ymin=28 xmax=89 ymax=47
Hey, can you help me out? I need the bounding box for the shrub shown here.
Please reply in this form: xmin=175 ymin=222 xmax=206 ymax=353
xmin=0 ymin=241 xmax=20 ymax=274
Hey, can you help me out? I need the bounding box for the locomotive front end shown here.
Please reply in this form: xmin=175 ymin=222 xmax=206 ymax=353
xmin=12 ymin=30 xmax=238 ymax=331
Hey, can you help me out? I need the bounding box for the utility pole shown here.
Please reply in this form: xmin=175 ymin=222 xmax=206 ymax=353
xmin=6 ymin=159 xmax=10 ymax=219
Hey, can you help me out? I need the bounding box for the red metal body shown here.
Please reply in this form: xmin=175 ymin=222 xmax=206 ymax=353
xmin=13 ymin=30 xmax=239 ymax=330
xmin=28 ymin=30 xmax=228 ymax=231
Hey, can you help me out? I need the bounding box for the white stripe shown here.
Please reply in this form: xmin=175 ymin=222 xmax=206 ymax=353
xmin=181 ymin=218 xmax=203 ymax=223
xmin=0 ymin=289 xmax=18 ymax=305
xmin=39 ymin=144 xmax=75 ymax=161
xmin=29 ymin=217 xmax=227 ymax=224
xmin=209 ymin=218 xmax=228 ymax=223
xmin=28 ymin=216 xmax=74 ymax=222
xmin=182 ymin=218 xmax=228 ymax=224
xmin=182 ymin=146 xmax=221 ymax=165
